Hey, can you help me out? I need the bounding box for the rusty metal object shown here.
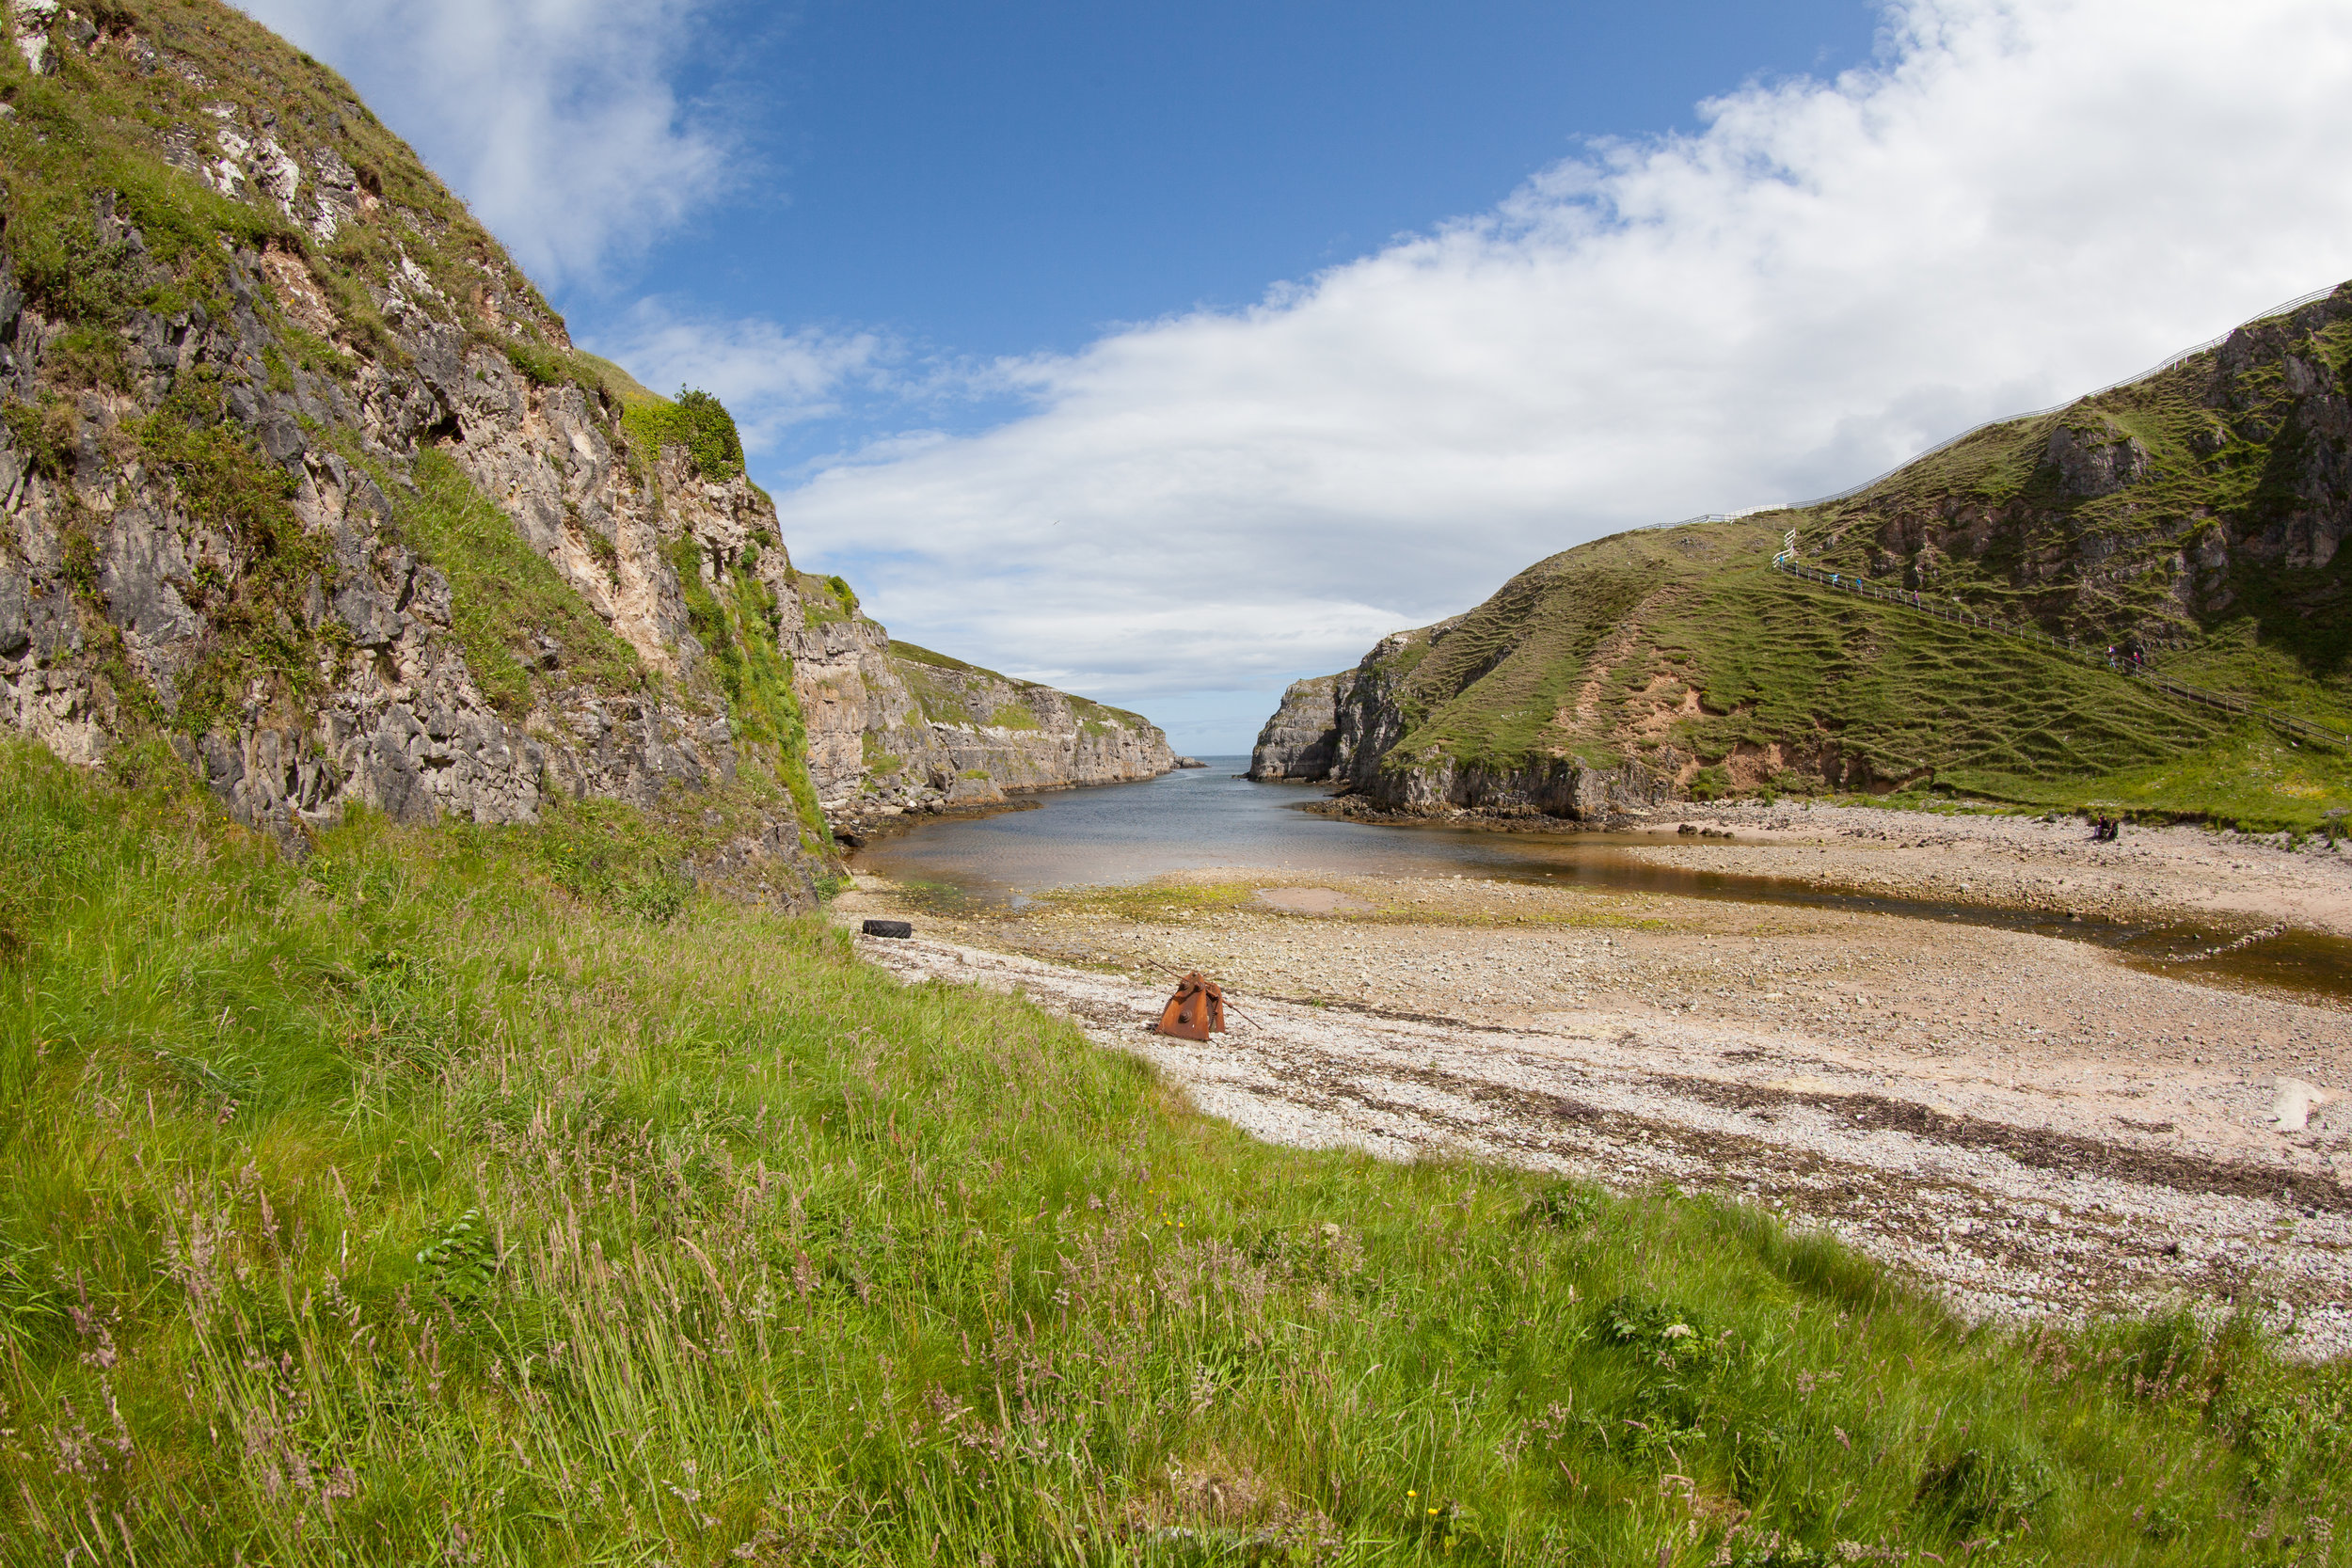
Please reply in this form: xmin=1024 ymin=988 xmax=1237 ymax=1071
xmin=1154 ymin=971 xmax=1227 ymax=1041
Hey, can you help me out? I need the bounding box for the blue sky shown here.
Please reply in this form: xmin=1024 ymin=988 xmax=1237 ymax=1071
xmin=637 ymin=4 xmax=1875 ymax=389
xmin=244 ymin=0 xmax=2352 ymax=752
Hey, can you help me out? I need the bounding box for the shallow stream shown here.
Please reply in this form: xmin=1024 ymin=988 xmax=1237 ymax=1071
xmin=850 ymin=759 xmax=2352 ymax=1005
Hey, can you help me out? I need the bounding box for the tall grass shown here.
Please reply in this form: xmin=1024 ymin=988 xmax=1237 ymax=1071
xmin=1 ymin=738 xmax=2345 ymax=1564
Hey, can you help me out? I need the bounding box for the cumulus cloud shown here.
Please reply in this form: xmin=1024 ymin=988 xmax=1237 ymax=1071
xmin=773 ymin=0 xmax=2352 ymax=747
xmin=234 ymin=0 xmax=731 ymax=284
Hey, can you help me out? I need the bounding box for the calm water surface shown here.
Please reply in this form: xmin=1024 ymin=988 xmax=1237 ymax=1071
xmin=850 ymin=758 xmax=2352 ymax=1003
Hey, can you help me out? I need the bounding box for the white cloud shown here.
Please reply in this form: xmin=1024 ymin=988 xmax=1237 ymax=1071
xmin=234 ymin=0 xmax=730 ymax=285
xmin=772 ymin=0 xmax=2352 ymax=748
xmin=585 ymin=302 xmax=890 ymax=452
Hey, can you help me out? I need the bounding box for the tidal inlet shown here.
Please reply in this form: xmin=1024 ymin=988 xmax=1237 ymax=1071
xmin=0 ymin=1 xmax=2347 ymax=1562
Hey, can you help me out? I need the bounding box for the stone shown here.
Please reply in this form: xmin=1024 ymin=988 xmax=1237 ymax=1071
xmin=2268 ymin=1078 xmax=2340 ymax=1132
xmin=0 ymin=568 xmax=26 ymax=656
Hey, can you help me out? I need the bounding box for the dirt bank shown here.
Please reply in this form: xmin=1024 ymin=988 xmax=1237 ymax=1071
xmin=834 ymin=815 xmax=2352 ymax=1355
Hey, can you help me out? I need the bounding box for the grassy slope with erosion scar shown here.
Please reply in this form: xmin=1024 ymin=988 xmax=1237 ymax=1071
xmin=2 ymin=738 xmax=2346 ymax=1564
xmin=1333 ymin=289 xmax=2352 ymax=831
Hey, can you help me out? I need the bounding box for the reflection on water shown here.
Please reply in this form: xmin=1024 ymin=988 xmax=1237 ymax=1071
xmin=850 ymin=758 xmax=2352 ymax=1004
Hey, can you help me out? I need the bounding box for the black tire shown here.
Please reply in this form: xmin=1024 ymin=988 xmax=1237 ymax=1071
xmin=861 ymin=919 xmax=914 ymax=939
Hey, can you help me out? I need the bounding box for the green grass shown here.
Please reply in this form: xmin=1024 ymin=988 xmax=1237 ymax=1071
xmin=1071 ymin=692 xmax=1157 ymax=734
xmin=0 ymin=0 xmax=565 ymax=358
xmin=800 ymin=573 xmax=863 ymax=626
xmin=1340 ymin=289 xmax=2352 ymax=828
xmin=668 ymin=545 xmax=833 ymax=857
xmin=890 ymin=639 xmax=984 ymax=674
xmin=1801 ymin=292 xmax=2352 ymax=710
xmin=1354 ymin=520 xmax=2352 ymax=829
xmin=387 ymin=451 xmax=642 ymax=718
xmin=3 ymin=742 xmax=2347 ymax=1564
xmin=573 ymin=353 xmax=667 ymax=412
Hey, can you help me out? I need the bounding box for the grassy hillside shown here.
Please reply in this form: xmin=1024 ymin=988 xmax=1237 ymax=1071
xmin=891 ymin=640 xmax=1155 ymax=734
xmin=3 ymin=742 xmax=2348 ymax=1564
xmin=1344 ymin=287 xmax=2352 ymax=830
xmin=1357 ymin=519 xmax=2349 ymax=829
xmin=1805 ymin=294 xmax=2352 ymax=712
xmin=0 ymin=0 xmax=580 ymax=404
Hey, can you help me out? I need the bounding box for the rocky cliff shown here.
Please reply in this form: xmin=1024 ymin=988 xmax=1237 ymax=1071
xmin=0 ymin=0 xmax=1171 ymax=889
xmin=1245 ymin=674 xmax=1335 ymax=779
xmin=1256 ymin=283 xmax=2352 ymax=827
xmin=784 ymin=583 xmax=1172 ymax=842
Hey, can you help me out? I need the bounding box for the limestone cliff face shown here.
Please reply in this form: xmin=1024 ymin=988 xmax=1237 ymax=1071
xmin=1323 ymin=751 xmax=1679 ymax=822
xmin=1245 ymin=674 xmax=1336 ymax=780
xmin=0 ymin=8 xmax=728 ymax=903
xmin=782 ymin=594 xmax=1173 ymax=840
xmin=0 ymin=196 xmax=831 ymax=892
xmin=0 ymin=0 xmax=1176 ymax=881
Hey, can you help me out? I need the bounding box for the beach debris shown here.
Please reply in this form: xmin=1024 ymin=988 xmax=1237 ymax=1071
xmin=1155 ymin=971 xmax=1228 ymax=1041
xmin=862 ymin=919 xmax=914 ymax=939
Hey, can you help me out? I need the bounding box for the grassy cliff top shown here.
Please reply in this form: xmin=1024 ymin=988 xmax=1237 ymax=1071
xmin=0 ymin=0 xmax=751 ymax=483
xmin=0 ymin=0 xmax=565 ymax=362
xmin=890 ymin=640 xmax=1155 ymax=732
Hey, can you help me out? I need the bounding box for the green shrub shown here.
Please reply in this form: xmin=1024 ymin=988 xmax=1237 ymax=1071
xmin=623 ymin=386 xmax=744 ymax=482
xmin=1688 ymin=763 xmax=1732 ymax=801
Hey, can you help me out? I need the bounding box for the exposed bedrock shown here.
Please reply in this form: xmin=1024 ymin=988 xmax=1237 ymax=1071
xmin=1246 ymin=674 xmax=1337 ymax=780
xmin=784 ymin=608 xmax=1172 ymax=842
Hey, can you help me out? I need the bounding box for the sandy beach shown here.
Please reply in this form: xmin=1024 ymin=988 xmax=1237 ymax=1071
xmin=835 ymin=803 xmax=2352 ymax=1354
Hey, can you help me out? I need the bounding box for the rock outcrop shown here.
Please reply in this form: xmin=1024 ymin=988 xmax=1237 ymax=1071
xmin=1252 ymin=623 xmax=1676 ymax=824
xmin=1245 ymin=675 xmax=1336 ymax=779
xmin=783 ymin=591 xmax=1171 ymax=842
xmin=1818 ymin=285 xmax=2352 ymax=624
xmin=0 ymin=0 xmax=1170 ymax=891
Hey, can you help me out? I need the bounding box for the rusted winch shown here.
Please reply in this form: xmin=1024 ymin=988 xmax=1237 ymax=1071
xmin=1154 ymin=971 xmax=1228 ymax=1041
